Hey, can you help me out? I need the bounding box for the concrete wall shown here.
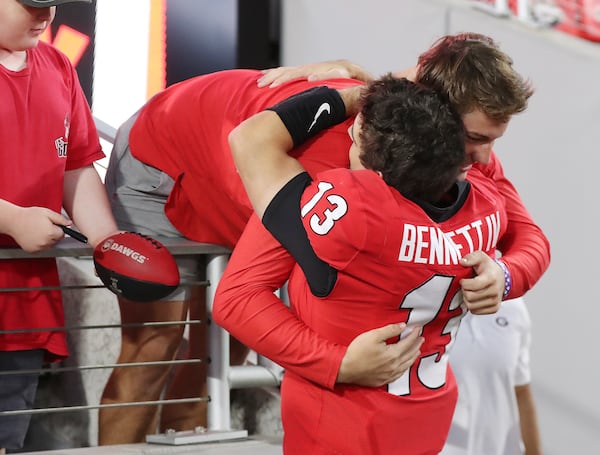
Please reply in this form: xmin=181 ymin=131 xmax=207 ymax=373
xmin=280 ymin=0 xmax=600 ymax=453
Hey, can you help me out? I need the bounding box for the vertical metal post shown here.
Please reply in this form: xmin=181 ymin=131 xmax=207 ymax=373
xmin=147 ymin=249 xmax=248 ymax=445
xmin=205 ymin=254 xmax=230 ymax=431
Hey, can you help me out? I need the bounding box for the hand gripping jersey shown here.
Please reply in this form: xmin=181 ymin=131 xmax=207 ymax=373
xmin=279 ymin=168 xmax=507 ymax=455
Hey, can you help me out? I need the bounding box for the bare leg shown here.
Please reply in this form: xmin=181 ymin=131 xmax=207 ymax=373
xmin=230 ymin=336 xmax=250 ymax=366
xmin=160 ymin=287 xmax=208 ymax=431
xmin=159 ymin=290 xmax=250 ymax=432
xmin=98 ymin=296 xmax=189 ymax=444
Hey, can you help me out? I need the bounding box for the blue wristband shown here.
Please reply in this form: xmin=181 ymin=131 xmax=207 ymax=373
xmin=493 ymin=258 xmax=512 ymax=300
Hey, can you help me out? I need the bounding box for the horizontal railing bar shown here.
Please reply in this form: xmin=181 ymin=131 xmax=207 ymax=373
xmin=0 ymin=280 xmax=209 ymax=293
xmin=0 ymin=319 xmax=205 ymax=335
xmin=0 ymin=358 xmax=207 ymax=376
xmin=0 ymin=284 xmax=105 ymax=292
xmin=229 ymin=365 xmax=282 ymax=389
xmin=0 ymin=396 xmax=209 ymax=417
xmin=93 ymin=116 xmax=117 ymax=143
xmin=0 ymin=237 xmax=230 ymax=259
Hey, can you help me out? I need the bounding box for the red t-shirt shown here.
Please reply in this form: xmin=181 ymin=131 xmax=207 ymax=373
xmin=129 ymin=69 xmax=361 ymax=249
xmin=0 ymin=42 xmax=104 ymax=358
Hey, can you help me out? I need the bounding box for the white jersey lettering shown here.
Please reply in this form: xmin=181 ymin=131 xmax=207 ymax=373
xmin=398 ymin=211 xmax=501 ymax=264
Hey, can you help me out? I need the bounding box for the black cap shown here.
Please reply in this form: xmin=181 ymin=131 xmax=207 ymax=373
xmin=19 ymin=0 xmax=91 ymax=7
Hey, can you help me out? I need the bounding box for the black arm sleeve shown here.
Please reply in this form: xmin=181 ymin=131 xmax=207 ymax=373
xmin=262 ymin=172 xmax=338 ymax=298
xmin=266 ymin=86 xmax=347 ymax=148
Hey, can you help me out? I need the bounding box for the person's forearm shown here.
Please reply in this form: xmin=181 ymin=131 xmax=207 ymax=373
xmin=257 ymin=59 xmax=375 ymax=88
xmin=229 ymin=111 xmax=303 ymax=218
xmin=498 ymin=218 xmax=549 ymax=298
xmin=0 ymin=199 xmax=20 ymax=236
xmin=515 ymin=384 xmax=543 ymax=455
xmin=63 ymin=166 xmax=119 ymax=247
xmin=213 ymin=216 xmax=345 ymax=388
xmin=338 ymin=85 xmax=363 ymax=116
xmin=215 ymin=281 xmax=345 ymax=388
xmin=478 ymin=153 xmax=550 ymax=297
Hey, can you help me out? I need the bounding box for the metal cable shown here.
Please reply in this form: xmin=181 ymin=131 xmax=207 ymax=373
xmin=0 ymin=319 xmax=205 ymax=335
xmin=0 ymin=280 xmax=209 ymax=293
xmin=0 ymin=397 xmax=210 ymax=417
xmin=0 ymin=358 xmax=208 ymax=376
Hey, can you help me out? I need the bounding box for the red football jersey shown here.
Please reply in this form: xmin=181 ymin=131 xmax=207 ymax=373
xmin=0 ymin=42 xmax=104 ymax=358
xmin=129 ymin=69 xmax=361 ymax=249
xmin=277 ymin=168 xmax=507 ymax=455
xmin=214 ymin=158 xmax=548 ymax=395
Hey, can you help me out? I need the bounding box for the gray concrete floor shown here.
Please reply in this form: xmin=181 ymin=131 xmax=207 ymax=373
xmin=19 ymin=436 xmax=283 ymax=455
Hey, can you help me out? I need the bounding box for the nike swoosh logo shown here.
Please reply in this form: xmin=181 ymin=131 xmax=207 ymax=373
xmin=307 ymin=103 xmax=331 ymax=133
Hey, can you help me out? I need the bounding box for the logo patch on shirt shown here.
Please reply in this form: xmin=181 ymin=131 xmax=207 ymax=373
xmin=55 ymin=113 xmax=70 ymax=158
xmin=55 ymin=137 xmax=68 ymax=157
xmin=495 ymin=316 xmax=509 ymax=327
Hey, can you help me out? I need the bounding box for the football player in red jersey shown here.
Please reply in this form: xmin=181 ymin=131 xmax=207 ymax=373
xmin=218 ymin=76 xmax=507 ymax=454
xmin=252 ymin=33 xmax=548 ymax=453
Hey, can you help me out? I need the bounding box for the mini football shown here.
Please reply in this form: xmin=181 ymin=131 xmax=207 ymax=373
xmin=93 ymin=232 xmax=180 ymax=302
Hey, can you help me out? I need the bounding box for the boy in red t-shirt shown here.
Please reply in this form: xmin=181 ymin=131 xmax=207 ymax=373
xmin=0 ymin=1 xmax=119 ymax=452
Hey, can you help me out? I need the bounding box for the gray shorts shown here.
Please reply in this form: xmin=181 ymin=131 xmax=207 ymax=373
xmin=104 ymin=112 xmax=200 ymax=300
xmin=0 ymin=350 xmax=44 ymax=450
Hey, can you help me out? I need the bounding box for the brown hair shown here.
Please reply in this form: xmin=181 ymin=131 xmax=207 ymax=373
xmin=358 ymin=75 xmax=465 ymax=203
xmin=417 ymin=32 xmax=534 ymax=122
